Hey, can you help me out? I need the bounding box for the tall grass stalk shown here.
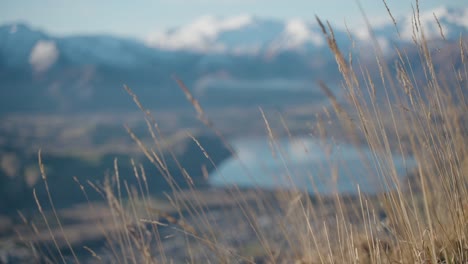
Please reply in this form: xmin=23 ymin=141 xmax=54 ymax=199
xmin=21 ymin=1 xmax=467 ymax=263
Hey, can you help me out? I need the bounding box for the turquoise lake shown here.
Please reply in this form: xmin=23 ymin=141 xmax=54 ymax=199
xmin=209 ymin=137 xmax=415 ymax=194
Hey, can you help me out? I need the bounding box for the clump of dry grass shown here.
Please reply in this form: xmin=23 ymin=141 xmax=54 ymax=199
xmin=18 ymin=0 xmax=467 ymax=263
xmin=310 ymin=1 xmax=467 ymax=262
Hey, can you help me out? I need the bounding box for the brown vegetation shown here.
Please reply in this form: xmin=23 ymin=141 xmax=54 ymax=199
xmin=12 ymin=1 xmax=468 ymax=263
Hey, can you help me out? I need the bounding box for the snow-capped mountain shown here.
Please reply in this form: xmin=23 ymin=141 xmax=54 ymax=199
xmin=352 ymin=6 xmax=468 ymax=50
xmin=0 ymin=6 xmax=466 ymax=114
xmin=2 ymin=5 xmax=466 ymax=70
xmin=0 ymin=23 xmax=172 ymax=70
xmin=0 ymin=21 xmax=340 ymax=113
xmin=399 ymin=6 xmax=468 ymax=41
xmin=148 ymin=6 xmax=468 ymax=55
xmin=0 ymin=24 xmax=49 ymax=68
xmin=146 ymin=15 xmax=332 ymax=54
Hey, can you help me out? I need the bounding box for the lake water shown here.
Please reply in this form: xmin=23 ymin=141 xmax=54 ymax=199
xmin=209 ymin=137 xmax=415 ymax=195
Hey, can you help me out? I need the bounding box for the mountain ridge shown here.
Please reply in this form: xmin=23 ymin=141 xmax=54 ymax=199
xmin=0 ymin=5 xmax=466 ymax=114
xmin=148 ymin=6 xmax=468 ymax=54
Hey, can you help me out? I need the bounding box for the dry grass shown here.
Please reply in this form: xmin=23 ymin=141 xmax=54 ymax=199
xmin=18 ymin=1 xmax=468 ymax=263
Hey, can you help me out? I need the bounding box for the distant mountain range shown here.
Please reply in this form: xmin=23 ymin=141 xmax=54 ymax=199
xmin=0 ymin=6 xmax=466 ymax=114
xmin=147 ymin=6 xmax=468 ymax=54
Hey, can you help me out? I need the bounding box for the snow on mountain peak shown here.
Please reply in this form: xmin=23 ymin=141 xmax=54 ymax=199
xmin=145 ymin=6 xmax=468 ymax=55
xmin=445 ymin=7 xmax=468 ymax=28
xmin=146 ymin=14 xmax=253 ymax=52
xmin=349 ymin=5 xmax=468 ymax=52
xmin=146 ymin=15 xmax=329 ymax=54
xmin=284 ymin=19 xmax=324 ymax=46
xmin=29 ymin=40 xmax=59 ymax=73
xmin=399 ymin=6 xmax=468 ymax=41
xmin=265 ymin=19 xmax=324 ymax=53
xmin=221 ymin=14 xmax=254 ymax=30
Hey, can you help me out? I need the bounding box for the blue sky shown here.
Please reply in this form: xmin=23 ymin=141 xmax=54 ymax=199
xmin=1 ymin=0 xmax=466 ymax=39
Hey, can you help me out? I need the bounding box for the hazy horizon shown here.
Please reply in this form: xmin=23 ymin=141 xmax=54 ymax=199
xmin=2 ymin=0 xmax=467 ymax=41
